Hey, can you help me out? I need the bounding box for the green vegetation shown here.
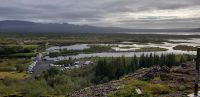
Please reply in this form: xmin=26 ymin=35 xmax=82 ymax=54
xmin=1 ymin=32 xmax=200 ymax=46
xmin=0 ymin=53 xmax=194 ymax=96
xmin=94 ymin=54 xmax=194 ymax=84
xmin=0 ymin=59 xmax=31 ymax=67
xmin=108 ymin=79 xmax=173 ymax=97
xmin=49 ymin=52 xmax=61 ymax=57
xmin=0 ymin=59 xmax=31 ymax=79
xmin=119 ymin=46 xmax=135 ymax=49
xmin=0 ymin=45 xmax=37 ymax=58
xmin=15 ymin=64 xmax=27 ymax=72
xmin=0 ymin=32 xmax=198 ymax=96
xmin=129 ymin=39 xmax=167 ymax=44
xmin=0 ymin=72 xmax=29 ymax=80
xmin=135 ymin=47 xmax=168 ymax=52
xmin=0 ymin=65 xmax=96 ymax=96
xmin=49 ymin=45 xmax=112 ymax=57
xmin=0 ymin=59 xmax=31 ymax=71
xmin=7 ymin=53 xmax=36 ymax=57
xmin=54 ymin=58 xmax=74 ymax=65
xmin=173 ymin=45 xmax=198 ymax=51
xmin=49 ymin=46 xmax=167 ymax=58
xmin=167 ymin=41 xmax=190 ymax=44
xmin=86 ymin=45 xmax=112 ymax=52
xmin=62 ymin=45 xmax=112 ymax=54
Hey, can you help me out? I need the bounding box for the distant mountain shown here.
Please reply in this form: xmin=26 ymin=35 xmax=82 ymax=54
xmin=0 ymin=20 xmax=199 ymax=33
xmin=190 ymin=28 xmax=200 ymax=32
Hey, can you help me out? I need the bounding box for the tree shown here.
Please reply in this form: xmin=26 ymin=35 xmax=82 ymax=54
xmin=154 ymin=54 xmax=160 ymax=65
xmin=186 ymin=55 xmax=193 ymax=61
xmin=115 ymin=57 xmax=124 ymax=79
xmin=139 ymin=54 xmax=145 ymax=68
xmin=121 ymin=56 xmax=128 ymax=74
xmin=165 ymin=54 xmax=176 ymax=68
xmin=95 ymin=58 xmax=111 ymax=82
xmin=49 ymin=52 xmax=60 ymax=58
xmin=149 ymin=53 xmax=154 ymax=66
xmin=15 ymin=64 xmax=26 ymax=72
xmin=133 ymin=55 xmax=138 ymax=68
xmin=95 ymin=59 xmax=104 ymax=77
xmin=160 ymin=53 xmax=165 ymax=66
xmin=145 ymin=54 xmax=150 ymax=67
xmin=44 ymin=67 xmax=60 ymax=79
xmin=109 ymin=57 xmax=116 ymax=79
xmin=129 ymin=55 xmax=138 ymax=72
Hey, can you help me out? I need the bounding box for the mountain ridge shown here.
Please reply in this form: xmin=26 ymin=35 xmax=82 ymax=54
xmin=70 ymin=62 xmax=195 ymax=97
xmin=0 ymin=20 xmax=199 ymax=33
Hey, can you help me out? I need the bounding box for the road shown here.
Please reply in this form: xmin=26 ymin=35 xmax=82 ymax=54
xmin=32 ymin=60 xmax=53 ymax=77
xmin=31 ymin=53 xmax=54 ymax=77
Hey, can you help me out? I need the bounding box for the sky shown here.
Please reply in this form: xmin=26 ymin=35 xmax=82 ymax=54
xmin=0 ymin=0 xmax=200 ymax=29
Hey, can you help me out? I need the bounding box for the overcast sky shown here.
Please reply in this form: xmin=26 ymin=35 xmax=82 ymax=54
xmin=0 ymin=0 xmax=200 ymax=28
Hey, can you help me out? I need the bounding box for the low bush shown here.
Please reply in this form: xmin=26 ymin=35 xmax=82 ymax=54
xmin=108 ymin=79 xmax=173 ymax=97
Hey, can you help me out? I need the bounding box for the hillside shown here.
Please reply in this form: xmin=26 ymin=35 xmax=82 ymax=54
xmin=0 ymin=20 xmax=199 ymax=33
xmin=70 ymin=61 xmax=195 ymax=97
xmin=0 ymin=20 xmax=126 ymax=33
xmin=190 ymin=28 xmax=200 ymax=32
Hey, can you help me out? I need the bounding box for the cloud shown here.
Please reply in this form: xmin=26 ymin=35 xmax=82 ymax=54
xmin=0 ymin=0 xmax=200 ymax=28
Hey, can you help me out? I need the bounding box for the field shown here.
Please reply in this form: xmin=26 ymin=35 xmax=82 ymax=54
xmin=0 ymin=72 xmax=29 ymax=80
xmin=0 ymin=58 xmax=31 ymax=80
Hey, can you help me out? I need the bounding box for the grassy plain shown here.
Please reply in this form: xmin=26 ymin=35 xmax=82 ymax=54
xmin=0 ymin=72 xmax=29 ymax=80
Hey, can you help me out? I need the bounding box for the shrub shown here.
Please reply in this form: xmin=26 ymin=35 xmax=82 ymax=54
xmin=15 ymin=64 xmax=27 ymax=72
xmin=0 ymin=67 xmax=16 ymax=72
xmin=107 ymin=79 xmax=172 ymax=97
xmin=144 ymin=84 xmax=171 ymax=95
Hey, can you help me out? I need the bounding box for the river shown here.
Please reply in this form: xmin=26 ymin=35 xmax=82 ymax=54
xmin=44 ymin=38 xmax=200 ymax=61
